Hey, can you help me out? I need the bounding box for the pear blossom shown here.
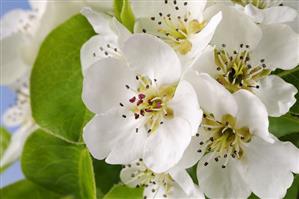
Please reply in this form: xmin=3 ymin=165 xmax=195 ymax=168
xmin=0 ymin=1 xmax=112 ymax=169
xmin=180 ymin=72 xmax=299 ymax=198
xmin=131 ymin=0 xmax=222 ymax=64
xmin=193 ymin=6 xmax=298 ymax=116
xmin=80 ymin=7 xmax=131 ymax=75
xmin=120 ymin=159 xmax=204 ymax=199
xmin=82 ymin=34 xmax=202 ymax=173
xmin=208 ymin=0 xmax=298 ymax=26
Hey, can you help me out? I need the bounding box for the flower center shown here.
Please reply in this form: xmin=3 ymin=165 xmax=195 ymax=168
xmin=196 ymin=113 xmax=252 ymax=168
xmin=125 ymin=159 xmax=174 ymax=198
xmin=157 ymin=16 xmax=206 ymax=55
xmin=231 ymin=0 xmax=283 ymax=9
xmin=214 ymin=45 xmax=271 ymax=93
xmin=121 ymin=75 xmax=176 ymax=134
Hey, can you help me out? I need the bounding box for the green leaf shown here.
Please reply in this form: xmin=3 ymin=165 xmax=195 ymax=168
xmin=269 ymin=114 xmax=299 ymax=138
xmin=113 ymin=0 xmax=123 ymax=21
xmin=284 ymin=175 xmax=299 ymax=199
xmin=0 ymin=127 xmax=11 ymax=173
xmin=113 ymin=0 xmax=135 ymax=32
xmin=0 ymin=180 xmax=61 ymax=199
xmin=21 ymin=130 xmax=96 ymax=199
xmin=187 ymin=165 xmax=198 ymax=185
xmin=30 ymin=14 xmax=96 ymax=143
xmin=93 ymin=159 xmax=122 ymax=194
xmin=280 ymin=133 xmax=299 ymax=147
xmin=103 ymin=185 xmax=143 ymax=199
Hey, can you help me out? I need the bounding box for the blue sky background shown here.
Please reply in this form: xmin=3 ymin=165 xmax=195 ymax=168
xmin=0 ymin=0 xmax=30 ymax=188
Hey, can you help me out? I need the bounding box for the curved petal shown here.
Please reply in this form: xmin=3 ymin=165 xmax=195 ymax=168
xmin=132 ymin=0 xmax=207 ymax=20
xmin=110 ymin=17 xmax=131 ymax=47
xmin=82 ymin=58 xmax=137 ymax=114
xmin=1 ymin=32 xmax=29 ymax=85
xmin=0 ymin=121 xmax=36 ymax=168
xmin=243 ymin=136 xmax=299 ymax=198
xmin=80 ymin=34 xmax=119 ymax=75
xmin=143 ymin=184 xmax=166 ymax=199
xmin=184 ymin=73 xmax=237 ymax=120
xmin=120 ymin=162 xmax=146 ymax=188
xmin=81 ymin=7 xmax=114 ymax=35
xmin=262 ymin=6 xmax=297 ymax=24
xmin=233 ymin=90 xmax=273 ymax=143
xmin=169 ymin=80 xmax=202 ymax=135
xmin=143 ymin=118 xmax=192 ymax=173
xmin=83 ymin=110 xmax=138 ymax=160
xmin=191 ymin=45 xmax=220 ymax=78
xmin=244 ymin=4 xmax=264 ymax=23
xmin=169 ymin=168 xmax=196 ymax=195
xmin=189 ymin=12 xmax=222 ymax=57
xmin=197 ymin=153 xmax=251 ymax=199
xmin=253 ymin=75 xmax=297 ymax=117
xmin=251 ymin=24 xmax=299 ymax=70
xmin=122 ymin=34 xmax=181 ymax=86
xmin=204 ymin=5 xmax=262 ymax=54
xmin=175 ymin=133 xmax=205 ymax=170
xmin=106 ymin=126 xmax=147 ymax=164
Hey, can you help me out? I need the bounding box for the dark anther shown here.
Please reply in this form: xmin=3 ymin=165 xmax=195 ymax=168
xmin=184 ymin=2 xmax=188 ymax=6
xmin=119 ymin=103 xmax=124 ymax=107
xmin=240 ymin=44 xmax=244 ymax=48
xmin=152 ymin=189 xmax=155 ymax=193
xmin=224 ymin=154 xmax=227 ymax=158
xmin=159 ymin=12 xmax=163 ymax=16
xmin=131 ymin=174 xmax=135 ymax=177
xmin=215 ymin=157 xmax=219 ymax=162
xmin=204 ymin=162 xmax=208 ymax=166
xmin=197 ymin=149 xmax=202 ymax=153
xmin=222 ymin=165 xmax=226 ymax=168
xmin=222 ymin=44 xmax=226 ymax=47
xmin=122 ymin=115 xmax=127 ymax=118
xmin=148 ymin=129 xmax=152 ymax=133
xmin=256 ymin=85 xmax=260 ymax=89
xmin=150 ymin=17 xmax=155 ymax=21
xmin=175 ymin=6 xmax=179 ymax=10
xmin=136 ymin=128 xmax=139 ymax=133
xmin=246 ymin=44 xmax=250 ymax=48
xmin=125 ymin=85 xmax=130 ymax=89
xmin=104 ymin=51 xmax=109 ymax=56
xmin=196 ymin=133 xmax=199 ymax=137
xmin=217 ymin=67 xmax=221 ymax=71
xmin=142 ymin=29 xmax=146 ymax=33
xmin=200 ymin=141 xmax=204 ymax=145
xmin=260 ymin=59 xmax=265 ymax=63
xmin=139 ymin=158 xmax=143 ymax=161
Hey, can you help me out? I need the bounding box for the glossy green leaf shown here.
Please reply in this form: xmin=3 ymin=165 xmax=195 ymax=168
xmin=280 ymin=132 xmax=299 ymax=148
xmin=0 ymin=127 xmax=11 ymax=173
xmin=113 ymin=0 xmax=123 ymax=21
xmin=103 ymin=185 xmax=143 ymax=199
xmin=21 ymin=130 xmax=96 ymax=199
xmin=0 ymin=180 xmax=61 ymax=199
xmin=113 ymin=0 xmax=135 ymax=32
xmin=30 ymin=14 xmax=96 ymax=143
xmin=93 ymin=159 xmax=122 ymax=194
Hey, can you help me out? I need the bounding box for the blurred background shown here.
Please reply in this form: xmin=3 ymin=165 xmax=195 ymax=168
xmin=0 ymin=0 xmax=30 ymax=188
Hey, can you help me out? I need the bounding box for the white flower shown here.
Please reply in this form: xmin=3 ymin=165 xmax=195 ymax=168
xmin=208 ymin=0 xmax=298 ymax=26
xmin=180 ymin=72 xmax=299 ymax=198
xmin=131 ymin=0 xmax=222 ymax=64
xmin=120 ymin=159 xmax=204 ymax=199
xmin=80 ymin=7 xmax=131 ymax=75
xmin=193 ymin=6 xmax=298 ymax=117
xmin=82 ymin=34 xmax=202 ymax=173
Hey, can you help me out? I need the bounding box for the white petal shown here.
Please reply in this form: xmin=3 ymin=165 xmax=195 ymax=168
xmin=0 ymin=121 xmax=36 ymax=168
xmin=169 ymin=168 xmax=195 ymax=195
xmin=143 ymin=118 xmax=192 ymax=173
xmin=243 ymin=136 xmax=299 ymax=198
xmin=83 ymin=110 xmax=138 ymax=160
xmin=205 ymin=5 xmax=262 ymax=53
xmin=80 ymin=34 xmax=119 ymax=75
xmin=251 ymin=24 xmax=299 ymax=70
xmin=244 ymin=4 xmax=264 ymax=23
xmin=175 ymin=134 xmax=205 ymax=170
xmin=143 ymin=184 xmax=166 ymax=199
xmin=233 ymin=90 xmax=274 ymax=143
xmin=110 ymin=17 xmax=132 ymax=47
xmin=132 ymin=0 xmax=207 ymax=20
xmin=262 ymin=6 xmax=297 ymax=24
xmin=197 ymin=153 xmax=251 ymax=199
xmin=82 ymin=58 xmax=136 ymax=114
xmin=120 ymin=163 xmax=146 ymax=188
xmin=81 ymin=7 xmax=114 ymax=35
xmin=189 ymin=12 xmax=222 ymax=57
xmin=84 ymin=0 xmax=113 ymax=13
xmin=169 ymin=80 xmax=202 ymax=135
xmin=253 ymin=75 xmax=298 ymax=117
xmin=106 ymin=127 xmax=147 ymax=164
xmin=184 ymin=73 xmax=237 ymax=120
xmin=0 ymin=32 xmax=29 ymax=85
xmin=191 ymin=45 xmax=220 ymax=78
xmin=122 ymin=34 xmax=181 ymax=86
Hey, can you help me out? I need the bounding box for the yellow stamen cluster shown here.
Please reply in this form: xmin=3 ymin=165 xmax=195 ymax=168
xmin=231 ymin=0 xmax=268 ymax=9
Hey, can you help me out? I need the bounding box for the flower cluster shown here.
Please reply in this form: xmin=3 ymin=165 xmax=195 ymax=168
xmin=1 ymin=0 xmax=299 ymax=199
